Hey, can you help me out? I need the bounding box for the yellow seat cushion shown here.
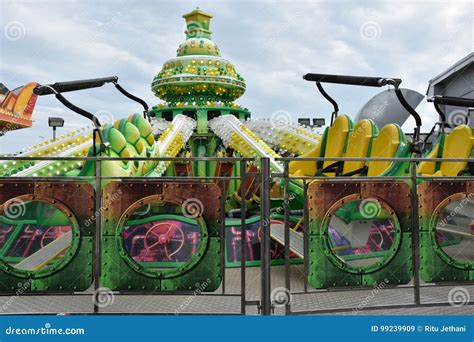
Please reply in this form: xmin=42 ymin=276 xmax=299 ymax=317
xmin=289 ymin=115 xmax=351 ymax=177
xmin=289 ymin=143 xmax=321 ymax=176
xmin=418 ymin=143 xmax=440 ymax=175
xmin=322 ymin=115 xmax=351 ymax=170
xmin=439 ymin=125 xmax=473 ymax=176
xmin=342 ymin=119 xmax=374 ymax=175
xmin=367 ymin=124 xmax=400 ymax=177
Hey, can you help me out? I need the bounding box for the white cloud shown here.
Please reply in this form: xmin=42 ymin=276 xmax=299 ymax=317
xmin=0 ymin=0 xmax=472 ymax=154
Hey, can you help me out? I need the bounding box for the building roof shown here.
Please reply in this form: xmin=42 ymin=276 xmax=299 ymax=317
xmin=426 ymin=52 xmax=474 ymax=96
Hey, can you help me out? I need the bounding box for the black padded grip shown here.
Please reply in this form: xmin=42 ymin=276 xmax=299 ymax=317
xmin=431 ymin=95 xmax=474 ymax=108
xmin=34 ymin=76 xmax=118 ymax=95
xmin=303 ymin=73 xmax=401 ymax=88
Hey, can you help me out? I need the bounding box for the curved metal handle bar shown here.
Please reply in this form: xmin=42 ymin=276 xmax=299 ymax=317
xmin=316 ymin=82 xmax=338 ymax=120
xmin=303 ymin=73 xmax=422 ymax=137
xmin=113 ymin=81 xmax=150 ymax=120
xmin=39 ymin=85 xmax=108 ymax=153
xmin=393 ymin=87 xmax=422 ymax=129
xmin=433 ymin=102 xmax=447 ymax=131
xmin=428 ymin=95 xmax=473 ymax=126
xmin=33 ymin=76 xmax=118 ymax=95
xmin=429 ymin=95 xmax=474 ymax=108
xmin=34 ymin=76 xmax=151 ymax=121
xmin=422 ymin=122 xmax=440 ymax=152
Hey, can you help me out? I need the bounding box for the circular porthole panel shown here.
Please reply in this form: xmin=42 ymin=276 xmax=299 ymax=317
xmin=432 ymin=194 xmax=474 ymax=267
xmin=119 ymin=198 xmax=208 ymax=279
xmin=324 ymin=197 xmax=401 ymax=273
xmin=0 ymin=195 xmax=79 ymax=277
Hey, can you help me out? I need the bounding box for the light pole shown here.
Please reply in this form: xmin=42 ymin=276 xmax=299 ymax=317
xmin=48 ymin=117 xmax=64 ymax=141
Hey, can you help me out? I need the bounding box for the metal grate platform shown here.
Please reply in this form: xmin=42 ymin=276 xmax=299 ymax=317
xmin=0 ymin=265 xmax=471 ymax=315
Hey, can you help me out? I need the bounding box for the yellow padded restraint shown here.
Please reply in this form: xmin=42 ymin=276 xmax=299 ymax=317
xmin=438 ymin=125 xmax=473 ymax=176
xmin=288 ymin=115 xmax=350 ymax=176
xmin=322 ymin=115 xmax=351 ymax=170
xmin=418 ymin=143 xmax=440 ymax=175
xmin=342 ymin=119 xmax=374 ymax=175
xmin=288 ymin=142 xmax=321 ymax=176
xmin=367 ymin=124 xmax=400 ymax=177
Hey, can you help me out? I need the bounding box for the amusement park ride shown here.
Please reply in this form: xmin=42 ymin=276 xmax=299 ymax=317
xmin=0 ymin=8 xmax=472 ymax=311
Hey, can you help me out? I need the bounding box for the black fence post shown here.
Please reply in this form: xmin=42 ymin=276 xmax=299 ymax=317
xmin=410 ymin=159 xmax=421 ymax=305
xmin=93 ymin=157 xmax=102 ymax=314
xmin=260 ymin=158 xmax=272 ymax=315
xmin=240 ymin=160 xmax=247 ymax=315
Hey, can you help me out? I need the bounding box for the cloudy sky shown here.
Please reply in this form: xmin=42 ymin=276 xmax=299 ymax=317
xmin=0 ymin=0 xmax=472 ymax=154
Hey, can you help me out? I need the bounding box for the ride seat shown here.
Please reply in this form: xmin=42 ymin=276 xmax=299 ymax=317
xmin=419 ymin=125 xmax=473 ymax=176
xmin=367 ymin=123 xmax=408 ymax=177
xmin=321 ymin=115 xmax=353 ymax=173
xmin=289 ymin=115 xmax=353 ymax=176
xmin=342 ymin=119 xmax=377 ymax=175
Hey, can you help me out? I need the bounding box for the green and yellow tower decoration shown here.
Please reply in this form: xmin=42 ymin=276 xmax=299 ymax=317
xmin=151 ymin=8 xmax=249 ymax=133
xmin=151 ymin=8 xmax=250 ymax=180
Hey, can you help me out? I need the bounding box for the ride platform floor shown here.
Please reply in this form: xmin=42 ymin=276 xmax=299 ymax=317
xmin=0 ymin=265 xmax=471 ymax=315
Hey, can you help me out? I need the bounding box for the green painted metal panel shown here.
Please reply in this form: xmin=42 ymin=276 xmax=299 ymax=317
xmin=31 ymin=237 xmax=93 ymax=291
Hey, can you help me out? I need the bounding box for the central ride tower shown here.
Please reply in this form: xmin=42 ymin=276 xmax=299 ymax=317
xmin=150 ymin=8 xmax=250 ymax=178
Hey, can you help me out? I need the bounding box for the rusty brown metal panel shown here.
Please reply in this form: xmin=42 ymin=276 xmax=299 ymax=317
xmin=34 ymin=182 xmax=95 ymax=235
xmin=466 ymin=181 xmax=474 ymax=196
xmin=0 ymin=182 xmax=34 ymax=204
xmin=0 ymin=181 xmax=95 ymax=235
xmin=102 ymin=181 xmax=222 ymax=236
xmin=360 ymin=182 xmax=411 ymax=218
xmin=307 ymin=181 xmax=359 ymax=216
xmin=418 ymin=181 xmax=467 ymax=214
xmin=102 ymin=182 xmax=163 ymax=229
